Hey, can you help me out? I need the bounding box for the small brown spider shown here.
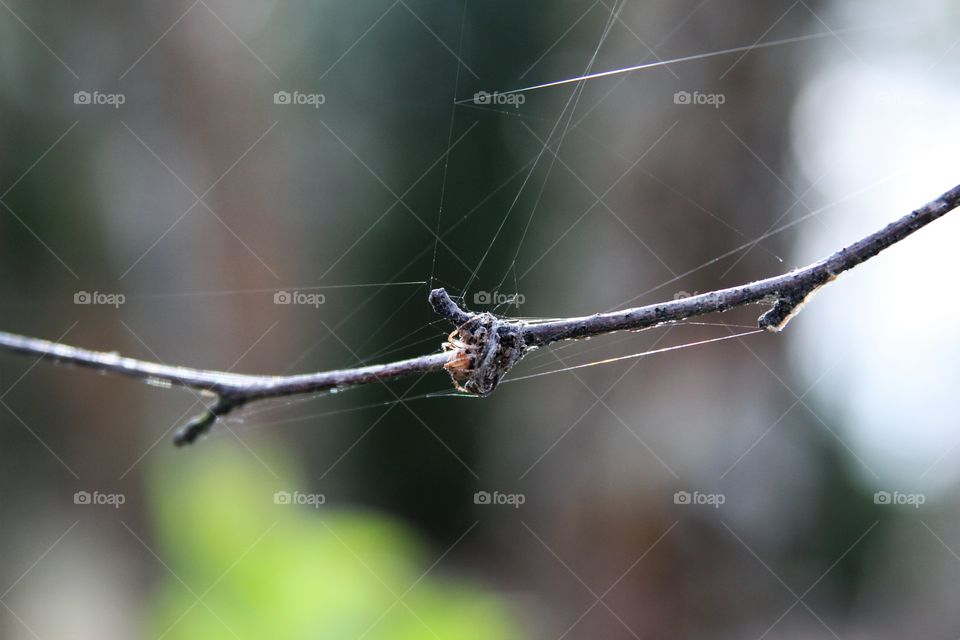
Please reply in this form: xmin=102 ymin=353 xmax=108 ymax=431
xmin=439 ymin=313 xmax=523 ymax=396
xmin=442 ymin=328 xmax=474 ymax=384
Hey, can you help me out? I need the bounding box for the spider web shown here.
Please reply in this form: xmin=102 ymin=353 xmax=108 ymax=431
xmin=203 ymin=0 xmax=905 ymax=440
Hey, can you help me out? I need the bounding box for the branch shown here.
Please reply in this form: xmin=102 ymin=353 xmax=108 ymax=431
xmin=3 ymin=181 xmax=959 ymax=445
xmin=0 ymin=330 xmax=452 ymax=445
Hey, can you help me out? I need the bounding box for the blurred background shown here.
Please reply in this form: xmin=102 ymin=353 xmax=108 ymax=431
xmin=1 ymin=0 xmax=959 ymax=638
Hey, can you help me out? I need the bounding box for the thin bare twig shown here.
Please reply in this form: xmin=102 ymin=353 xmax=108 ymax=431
xmin=2 ymin=181 xmax=959 ymax=445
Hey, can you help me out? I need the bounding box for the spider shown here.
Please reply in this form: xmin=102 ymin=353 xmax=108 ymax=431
xmin=442 ymin=327 xmax=475 ymax=388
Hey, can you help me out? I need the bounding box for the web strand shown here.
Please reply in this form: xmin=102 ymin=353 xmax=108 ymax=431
xmin=463 ymin=22 xmax=903 ymax=100
xmin=504 ymin=329 xmax=765 ymax=383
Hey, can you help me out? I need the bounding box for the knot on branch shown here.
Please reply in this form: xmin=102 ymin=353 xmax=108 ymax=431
xmin=173 ymin=394 xmax=246 ymax=446
xmin=431 ymin=288 xmax=526 ymax=395
xmin=757 ymin=272 xmax=837 ymax=332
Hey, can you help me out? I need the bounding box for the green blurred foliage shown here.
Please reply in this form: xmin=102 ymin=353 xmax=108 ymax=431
xmin=147 ymin=448 xmax=520 ymax=640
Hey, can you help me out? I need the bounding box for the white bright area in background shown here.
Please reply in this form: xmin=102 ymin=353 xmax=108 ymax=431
xmin=790 ymin=0 xmax=960 ymax=490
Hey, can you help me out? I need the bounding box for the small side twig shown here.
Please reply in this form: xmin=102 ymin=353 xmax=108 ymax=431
xmin=2 ymin=181 xmax=959 ymax=445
